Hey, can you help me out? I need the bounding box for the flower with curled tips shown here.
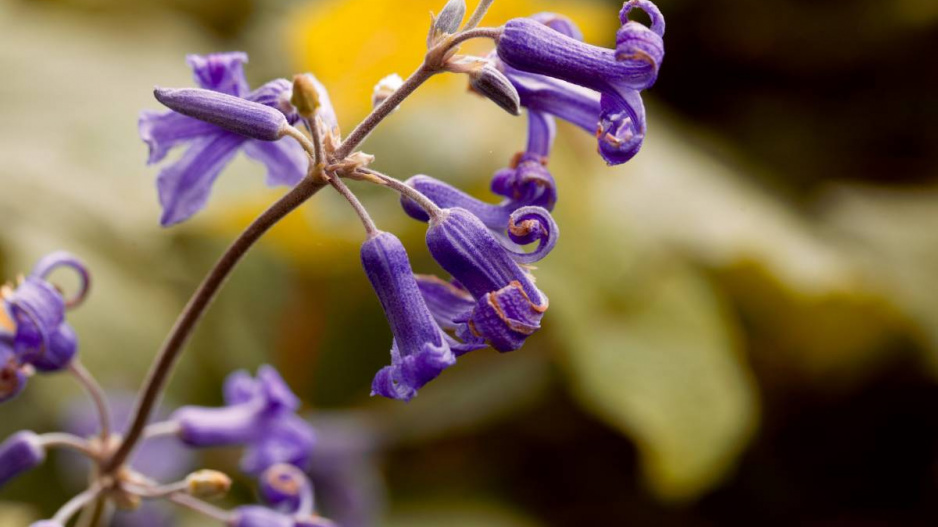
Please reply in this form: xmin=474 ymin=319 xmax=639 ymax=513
xmin=496 ymin=1 xmax=665 ymax=164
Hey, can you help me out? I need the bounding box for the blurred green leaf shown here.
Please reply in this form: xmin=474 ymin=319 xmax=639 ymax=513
xmin=551 ymin=255 xmax=758 ymax=502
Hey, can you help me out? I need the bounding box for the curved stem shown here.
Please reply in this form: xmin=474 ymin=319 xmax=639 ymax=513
xmin=52 ymin=483 xmax=104 ymax=524
xmin=105 ymin=175 xmax=328 ymax=473
xmin=463 ymin=0 xmax=496 ymax=31
xmin=39 ymin=433 xmax=98 ymax=458
xmin=143 ymin=420 xmax=182 ymax=440
xmin=169 ymin=493 xmax=232 ymax=523
xmin=69 ymin=360 xmax=111 ymax=442
xmin=356 ymin=168 xmax=444 ymax=220
xmin=330 ymin=175 xmax=378 ymax=235
xmin=449 ymin=26 xmax=503 ymax=47
xmin=334 ymin=65 xmax=435 ymax=160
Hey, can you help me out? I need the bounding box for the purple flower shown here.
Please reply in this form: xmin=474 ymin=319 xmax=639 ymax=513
xmin=170 ymin=366 xmax=315 ymax=475
xmin=0 ymin=431 xmax=45 ymax=488
xmin=140 ymin=52 xmax=320 ymax=226
xmin=361 ymin=232 xmax=479 ymax=401
xmin=259 ymin=463 xmax=314 ymax=514
xmin=496 ymin=1 xmax=665 ymax=164
xmin=0 ymin=252 xmax=89 ymax=389
xmin=425 ymin=208 xmax=555 ymax=352
xmin=232 ymin=506 xmax=335 ymax=527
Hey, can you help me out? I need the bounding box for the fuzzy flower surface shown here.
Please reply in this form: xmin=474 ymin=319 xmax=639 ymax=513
xmin=140 ymin=52 xmax=311 ymax=226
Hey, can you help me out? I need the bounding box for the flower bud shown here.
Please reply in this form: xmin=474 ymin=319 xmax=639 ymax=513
xmin=434 ymin=0 xmax=466 ymax=35
xmin=0 ymin=431 xmax=45 ymax=488
xmin=371 ymin=74 xmax=404 ymax=110
xmin=186 ymin=469 xmax=232 ymax=499
xmin=470 ymin=63 xmax=522 ymax=116
xmin=154 ymin=87 xmax=289 ymax=141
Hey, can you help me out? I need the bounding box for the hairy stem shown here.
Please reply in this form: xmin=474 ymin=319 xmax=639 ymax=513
xmin=357 ymin=168 xmax=444 ymax=220
xmin=463 ymin=0 xmax=496 ymax=31
xmin=450 ymin=26 xmax=503 ymax=47
xmin=39 ymin=433 xmax=97 ymax=458
xmin=69 ymin=360 xmax=112 ymax=442
xmin=169 ymin=493 xmax=232 ymax=523
xmin=334 ymin=65 xmax=435 ymax=160
xmin=52 ymin=483 xmax=104 ymax=524
xmin=105 ymin=175 xmax=327 ymax=473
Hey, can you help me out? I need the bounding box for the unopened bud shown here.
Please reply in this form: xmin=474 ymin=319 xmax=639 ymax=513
xmin=469 ymin=64 xmax=522 ymax=116
xmin=154 ymin=87 xmax=288 ymax=141
xmin=186 ymin=469 xmax=232 ymax=499
xmin=372 ymin=74 xmax=404 ymax=110
xmin=291 ymin=74 xmax=321 ymax=119
xmin=434 ymin=0 xmax=466 ymax=35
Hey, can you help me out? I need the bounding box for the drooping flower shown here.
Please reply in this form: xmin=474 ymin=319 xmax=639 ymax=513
xmin=360 ymin=231 xmax=484 ymax=401
xmin=496 ymin=1 xmax=665 ymax=164
xmin=424 ymin=207 xmax=557 ymax=352
xmin=259 ymin=463 xmax=314 ymax=514
xmin=0 ymin=252 xmax=89 ymax=398
xmin=0 ymin=431 xmax=46 ymax=488
xmin=170 ymin=366 xmax=315 ymax=475
xmin=140 ymin=52 xmax=333 ymax=226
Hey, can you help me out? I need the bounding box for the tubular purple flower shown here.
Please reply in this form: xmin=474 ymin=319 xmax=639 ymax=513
xmin=530 ymin=12 xmax=584 ymax=40
xmin=260 ymin=463 xmax=314 ymax=514
xmin=232 ymin=506 xmax=295 ymax=527
xmin=4 ymin=267 xmax=78 ymax=372
xmin=426 ymin=208 xmax=549 ymax=352
xmin=171 ymin=366 xmax=314 ymax=474
xmin=0 ymin=431 xmax=45 ymax=488
xmin=140 ymin=52 xmax=312 ymax=226
xmin=30 ymin=522 xmax=63 ymax=527
xmin=153 ymin=88 xmax=290 ymax=142
xmin=497 ymin=3 xmax=665 ymax=165
xmin=360 ymin=232 xmax=457 ymax=401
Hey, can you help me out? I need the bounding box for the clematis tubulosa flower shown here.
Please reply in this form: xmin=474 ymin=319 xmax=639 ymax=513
xmin=170 ymin=365 xmax=315 ymax=475
xmin=140 ymin=52 xmax=337 ymax=226
xmin=496 ymin=0 xmax=665 ymax=165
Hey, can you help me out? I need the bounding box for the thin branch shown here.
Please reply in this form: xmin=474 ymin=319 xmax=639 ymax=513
xmin=143 ymin=420 xmax=182 ymax=440
xmin=463 ymin=0 xmax=496 ymax=31
xmin=69 ymin=360 xmax=112 ymax=442
xmin=330 ymin=175 xmax=379 ymax=236
xmin=334 ymin=65 xmax=435 ymax=160
xmin=356 ymin=168 xmax=444 ymax=220
xmin=105 ymin=174 xmax=328 ymax=473
xmin=39 ymin=433 xmax=98 ymax=459
xmin=169 ymin=493 xmax=232 ymax=523
xmin=52 ymin=483 xmax=104 ymax=524
xmin=450 ymin=26 xmax=503 ymax=47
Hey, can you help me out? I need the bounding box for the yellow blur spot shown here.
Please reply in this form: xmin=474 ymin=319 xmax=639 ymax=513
xmin=287 ymin=0 xmax=617 ymax=122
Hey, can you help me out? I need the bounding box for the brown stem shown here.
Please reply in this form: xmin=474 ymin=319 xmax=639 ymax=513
xmin=104 ymin=175 xmax=327 ymax=473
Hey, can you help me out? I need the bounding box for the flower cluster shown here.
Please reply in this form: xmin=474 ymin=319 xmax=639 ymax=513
xmin=0 ymin=0 xmax=664 ymax=523
xmin=134 ymin=0 xmax=664 ymax=402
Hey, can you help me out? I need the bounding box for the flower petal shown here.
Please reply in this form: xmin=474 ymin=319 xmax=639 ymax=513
xmin=186 ymin=52 xmax=250 ymax=96
xmin=598 ymin=88 xmax=647 ymax=165
xmin=156 ymin=132 xmax=244 ymax=227
xmin=139 ymin=110 xmax=218 ymax=165
xmin=243 ymin=139 xmax=307 ymax=187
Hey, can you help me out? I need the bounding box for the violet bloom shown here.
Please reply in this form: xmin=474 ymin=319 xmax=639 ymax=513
xmin=170 ymin=366 xmax=315 ymax=475
xmin=0 ymin=431 xmax=45 ymax=488
xmin=259 ymin=463 xmax=314 ymax=514
xmin=496 ymin=1 xmax=665 ymax=164
xmin=0 ymin=252 xmax=89 ymax=388
xmin=425 ymin=207 xmax=557 ymax=352
xmin=231 ymin=506 xmax=335 ymax=527
xmin=361 ymin=231 xmax=484 ymax=401
xmin=140 ymin=52 xmax=320 ymax=226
